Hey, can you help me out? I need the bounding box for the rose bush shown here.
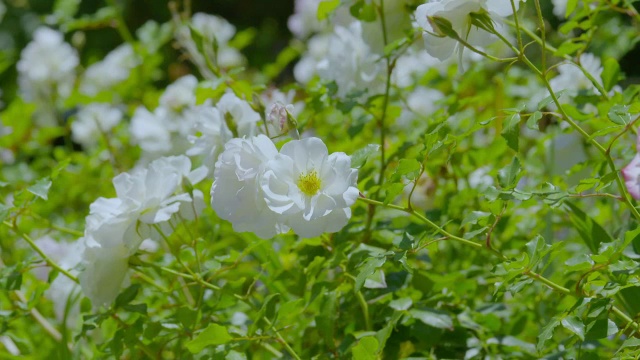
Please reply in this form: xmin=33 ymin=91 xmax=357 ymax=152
xmin=2 ymin=0 xmax=640 ymax=358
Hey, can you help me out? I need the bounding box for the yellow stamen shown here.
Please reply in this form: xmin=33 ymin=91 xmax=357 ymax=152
xmin=297 ymin=171 xmax=321 ymax=196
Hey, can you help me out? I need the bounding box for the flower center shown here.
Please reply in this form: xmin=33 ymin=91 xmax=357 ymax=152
xmin=297 ymin=170 xmax=321 ymax=196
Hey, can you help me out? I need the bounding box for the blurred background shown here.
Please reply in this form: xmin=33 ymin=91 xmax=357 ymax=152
xmin=0 ymin=0 xmax=296 ymax=106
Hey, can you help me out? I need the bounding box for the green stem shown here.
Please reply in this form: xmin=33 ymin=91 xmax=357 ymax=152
xmin=137 ymin=259 xmax=302 ymax=358
xmin=263 ymin=317 xmax=301 ymax=360
xmin=509 ymin=0 xmax=524 ymax=52
xmin=106 ymin=0 xmax=135 ymax=44
xmin=518 ymin=57 xmax=640 ymax=222
xmin=358 ymin=197 xmax=640 ymax=335
xmin=358 ymin=197 xmax=487 ymax=252
xmin=532 ymin=0 xmax=547 ymax=72
xmin=524 ymin=270 xmax=570 ymax=294
xmin=355 ymin=290 xmax=372 ymax=331
xmin=4 ymin=221 xmax=79 ymax=284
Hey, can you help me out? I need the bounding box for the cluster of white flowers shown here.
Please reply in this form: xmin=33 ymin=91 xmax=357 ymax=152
xmin=79 ymin=155 xmax=206 ymax=306
xmin=210 ymin=135 xmax=359 ymax=239
xmin=17 ymin=27 xmax=79 ymax=106
xmin=80 ymin=44 xmax=140 ymax=96
xmin=130 ymin=75 xmax=201 ymax=159
xmin=414 ymin=0 xmax=517 ymax=62
xmin=71 ymin=103 xmax=123 ymax=149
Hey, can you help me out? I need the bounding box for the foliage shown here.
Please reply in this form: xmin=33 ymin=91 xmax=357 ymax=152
xmin=2 ymin=0 xmax=640 ymax=359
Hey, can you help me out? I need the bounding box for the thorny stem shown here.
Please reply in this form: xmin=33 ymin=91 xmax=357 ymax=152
xmin=3 ymin=221 xmax=79 ymax=284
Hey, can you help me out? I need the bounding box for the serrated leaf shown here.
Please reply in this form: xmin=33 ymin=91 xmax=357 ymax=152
xmin=561 ymin=316 xmax=585 ymax=341
xmin=602 ymin=58 xmax=621 ymax=92
xmin=352 ymin=336 xmax=378 ymax=360
xmin=501 ymin=113 xmax=520 ymax=151
xmin=392 ymin=159 xmax=421 ymax=181
xmin=409 ymin=308 xmax=453 ymax=329
xmin=525 ymin=235 xmax=551 ymax=269
xmin=608 ymin=105 xmax=630 ymax=125
xmin=186 ymin=323 xmax=233 ymax=353
xmin=526 ymin=111 xmax=542 ymax=130
xmin=461 ymin=211 xmax=491 ymax=227
xmin=498 ymin=157 xmax=521 ymax=189
xmin=115 ymin=284 xmax=140 ymax=308
xmin=383 ymin=183 xmax=405 ymax=205
xmin=27 ymin=178 xmax=52 ymax=200
xmin=355 ymin=256 xmax=386 ymax=291
xmin=565 ymin=202 xmax=613 ymax=253
xmin=351 ymin=144 xmax=380 ymax=168
xmin=537 ymin=90 xmax=566 ymax=110
xmin=537 ymin=317 xmax=560 ymax=351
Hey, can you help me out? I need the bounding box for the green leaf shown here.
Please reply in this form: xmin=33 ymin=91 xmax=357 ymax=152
xmin=409 ymin=308 xmax=454 ymax=330
xmin=602 ymin=58 xmax=621 ymax=92
xmin=498 ymin=157 xmax=521 ymax=189
xmin=186 ymin=323 xmax=233 ymax=353
xmin=525 ymin=235 xmax=551 ymax=269
xmin=391 ymin=159 xmax=421 ymax=181
xmin=537 ymin=90 xmax=566 ymax=110
xmin=351 ymin=144 xmax=380 ymax=168
xmin=554 ymin=41 xmax=583 ymax=57
xmin=526 ymin=111 xmax=542 ymax=130
xmin=53 ymin=0 xmax=81 ymax=21
xmin=0 ymin=203 xmax=10 ymax=223
xmin=389 ymin=297 xmax=412 ymax=311
xmin=607 ymin=105 xmax=630 ymax=125
xmin=5 ymin=270 xmax=22 ymax=291
xmin=565 ymin=201 xmax=613 ymax=253
xmin=565 ymin=0 xmax=578 ymax=17
xmin=501 ymin=113 xmax=520 ymax=151
xmin=382 ymin=183 xmax=405 ymax=205
xmin=115 ymin=284 xmax=140 ymax=308
xmin=561 ymin=316 xmax=585 ymax=341
xmin=249 ymin=293 xmax=281 ymax=335
xmin=317 ymin=0 xmax=340 ymax=20
xmin=537 ymin=317 xmax=560 ymax=351
xmin=349 ymin=1 xmax=377 ymax=22
xmin=355 ymin=256 xmax=386 ymax=291
xmin=316 ymin=290 xmax=337 ymax=345
xmin=27 ymin=178 xmax=52 ymax=201
xmin=352 ymin=336 xmax=378 ymax=360
xmin=123 ymin=303 xmax=148 ymax=315
xmin=461 ymin=211 xmax=492 ymax=227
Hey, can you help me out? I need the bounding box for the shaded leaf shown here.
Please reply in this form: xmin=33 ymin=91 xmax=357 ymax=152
xmin=186 ymin=323 xmax=233 ymax=353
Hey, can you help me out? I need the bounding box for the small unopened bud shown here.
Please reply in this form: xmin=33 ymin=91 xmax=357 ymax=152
xmin=267 ymin=102 xmax=296 ymax=135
